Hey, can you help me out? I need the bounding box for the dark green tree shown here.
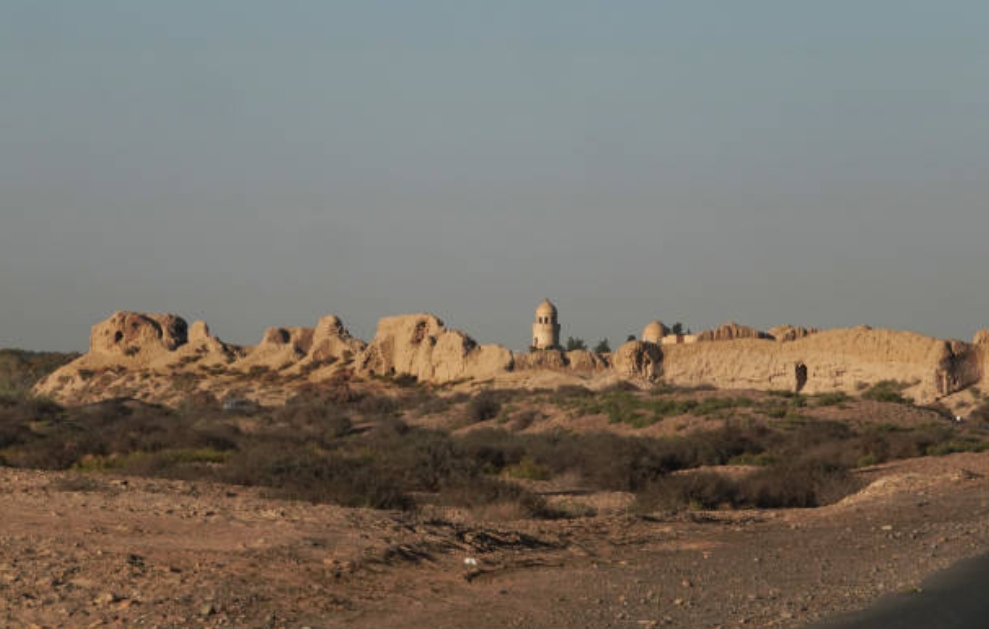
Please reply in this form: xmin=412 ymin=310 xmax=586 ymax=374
xmin=626 ymin=334 xmax=637 ymax=342
xmin=671 ymin=322 xmax=685 ymax=335
xmin=593 ymin=338 xmax=611 ymax=353
xmin=565 ymin=336 xmax=587 ymax=351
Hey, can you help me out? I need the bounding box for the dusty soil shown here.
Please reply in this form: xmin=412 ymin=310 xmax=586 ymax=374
xmin=3 ymin=452 xmax=989 ymax=629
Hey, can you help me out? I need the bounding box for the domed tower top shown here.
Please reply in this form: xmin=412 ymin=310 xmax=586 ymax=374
xmin=536 ymin=299 xmax=558 ymax=319
xmin=642 ymin=320 xmax=669 ymax=344
xmin=532 ymin=299 xmax=561 ymax=349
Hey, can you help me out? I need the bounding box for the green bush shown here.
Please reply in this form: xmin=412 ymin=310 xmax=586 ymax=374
xmin=565 ymin=337 xmax=587 ymax=351
xmin=862 ymin=380 xmax=912 ymax=404
xmin=813 ymin=392 xmax=850 ymax=407
xmin=557 ymin=391 xmax=756 ymax=427
xmin=503 ymin=456 xmax=552 ymax=481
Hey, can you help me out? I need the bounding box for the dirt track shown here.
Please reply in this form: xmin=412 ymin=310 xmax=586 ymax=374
xmin=3 ymin=452 xmax=989 ymax=629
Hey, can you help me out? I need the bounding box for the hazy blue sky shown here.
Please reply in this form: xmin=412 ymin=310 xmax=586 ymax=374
xmin=2 ymin=2 xmax=988 ymax=351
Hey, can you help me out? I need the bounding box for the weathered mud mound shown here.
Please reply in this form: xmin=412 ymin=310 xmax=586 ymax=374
xmin=512 ymin=349 xmax=608 ymax=374
xmin=356 ymin=314 xmax=514 ymax=384
xmin=661 ymin=326 xmax=981 ymax=404
xmin=610 ymin=341 xmax=662 ymax=379
xmin=696 ymin=321 xmax=770 ymax=343
xmin=768 ymin=324 xmax=819 ymax=342
xmin=233 ymin=315 xmax=366 ymax=374
xmin=90 ymin=312 xmax=189 ymax=363
xmin=33 ymin=310 xmax=364 ymax=404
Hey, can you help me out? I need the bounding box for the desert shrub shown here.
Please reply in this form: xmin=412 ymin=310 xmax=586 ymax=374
xmin=635 ymin=458 xmax=862 ymax=513
xmin=221 ymin=443 xmax=411 ymax=509
xmin=367 ymin=415 xmax=411 ymax=440
xmin=636 ymin=472 xmax=740 ymax=512
xmin=465 ymin=391 xmax=502 ymax=423
xmin=4 ymin=435 xmax=89 ymax=470
xmin=780 ymin=419 xmax=852 ymax=449
xmin=503 ymin=456 xmax=552 ymax=481
xmin=558 ymin=390 xmax=758 ymax=428
xmin=862 ymin=380 xmax=912 ymax=404
xmin=99 ymin=448 xmax=230 ymax=476
xmin=273 ymin=400 xmax=352 ymax=441
xmin=813 ymin=392 xmax=850 ymax=407
xmin=355 ymin=393 xmax=398 ymax=417
xmin=0 ymin=389 xmax=24 ymax=408
xmin=857 ymin=454 xmax=879 ymax=467
xmin=501 ymin=431 xmax=673 ymax=491
xmin=603 ymin=380 xmax=640 ymax=393
xmin=457 ymin=429 xmax=526 ymax=473
xmin=763 ymin=404 xmax=788 ymax=419
xmin=739 ymin=460 xmax=861 ymax=508
xmin=0 ymin=395 xmax=63 ymax=450
xmin=1 ymin=393 xmax=61 ymax=417
xmin=509 ymin=409 xmax=540 ymax=431
xmin=553 ymin=385 xmax=593 ymax=400
xmin=455 ymin=425 xmax=775 ymax=493
xmin=390 ymin=373 xmax=419 ymax=388
xmin=925 ymin=439 xmax=989 ymax=457
xmin=728 ymin=451 xmax=777 ymax=466
xmin=177 ymin=391 xmax=221 ymax=414
xmin=0 ymin=349 xmax=78 ymax=393
xmin=436 ymin=477 xmax=555 ymax=519
xmin=693 ymin=396 xmax=755 ymax=415
xmin=922 ymin=402 xmax=956 ymax=421
xmin=767 ymin=390 xmax=801 ymax=399
xmin=373 ymin=428 xmax=472 ymax=491
xmin=404 ymin=391 xmax=469 ymax=417
xmin=968 ymin=402 xmax=989 ymax=425
xmin=855 ymin=430 xmax=892 ymax=464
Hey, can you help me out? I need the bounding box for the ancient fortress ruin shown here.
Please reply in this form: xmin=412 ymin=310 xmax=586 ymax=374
xmin=34 ymin=300 xmax=989 ymax=416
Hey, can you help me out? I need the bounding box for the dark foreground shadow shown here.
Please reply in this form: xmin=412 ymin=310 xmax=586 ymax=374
xmin=805 ymin=552 xmax=989 ymax=629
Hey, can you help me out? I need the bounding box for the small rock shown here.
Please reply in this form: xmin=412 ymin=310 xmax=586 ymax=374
xmin=199 ymin=602 xmax=216 ymax=616
xmin=94 ymin=592 xmax=121 ymax=606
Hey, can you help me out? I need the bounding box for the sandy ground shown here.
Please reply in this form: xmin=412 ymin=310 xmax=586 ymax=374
xmin=2 ymin=452 xmax=989 ymax=629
